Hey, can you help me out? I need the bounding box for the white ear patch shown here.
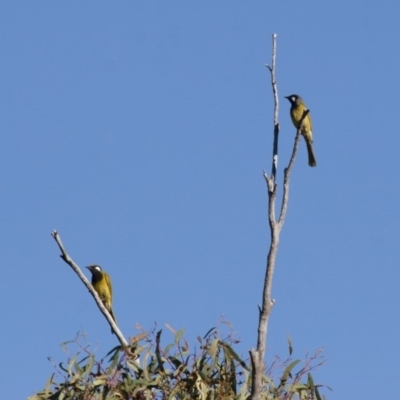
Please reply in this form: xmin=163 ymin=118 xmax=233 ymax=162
xmin=94 ymin=265 xmax=101 ymax=272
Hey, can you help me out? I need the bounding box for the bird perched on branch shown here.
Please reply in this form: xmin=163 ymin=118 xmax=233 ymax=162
xmin=86 ymin=265 xmax=117 ymax=334
xmin=285 ymin=94 xmax=317 ymax=167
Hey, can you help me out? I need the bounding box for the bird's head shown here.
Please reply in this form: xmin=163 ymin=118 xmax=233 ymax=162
xmin=86 ymin=264 xmax=103 ymax=276
xmin=285 ymin=94 xmax=303 ymax=106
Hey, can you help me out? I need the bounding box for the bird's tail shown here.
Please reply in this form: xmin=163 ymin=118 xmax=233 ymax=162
xmin=109 ymin=308 xmax=117 ymax=335
xmin=306 ymin=140 xmax=317 ymax=167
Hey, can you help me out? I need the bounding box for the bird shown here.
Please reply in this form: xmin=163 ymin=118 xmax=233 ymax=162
xmin=285 ymin=94 xmax=317 ymax=167
xmin=86 ymin=265 xmax=117 ymax=334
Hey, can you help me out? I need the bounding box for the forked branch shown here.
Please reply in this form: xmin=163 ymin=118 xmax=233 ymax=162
xmin=250 ymin=34 xmax=304 ymax=400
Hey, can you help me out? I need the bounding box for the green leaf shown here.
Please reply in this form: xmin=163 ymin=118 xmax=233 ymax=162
xmin=106 ymin=345 xmax=122 ymax=359
xmin=170 ymin=356 xmax=182 ymax=369
xmin=208 ymin=338 xmax=219 ymax=358
xmin=315 ymin=385 xmax=323 ymax=400
xmin=127 ymin=359 xmax=140 ymax=373
xmin=287 ymin=334 xmax=293 ymax=356
xmin=307 ymin=372 xmax=314 ymax=388
xmin=291 ymin=383 xmax=308 ymax=392
xmin=67 ymin=355 xmax=78 ymax=377
xmin=222 ymin=343 xmax=249 ymax=370
xmin=203 ymin=327 xmax=216 ymax=339
xmin=81 ymin=354 xmax=94 ymax=379
xmin=92 ymin=379 xmax=106 ymax=386
xmin=106 ymin=348 xmax=120 ymax=374
xmin=44 ymin=373 xmax=55 ymax=396
xmin=59 ymin=339 xmax=75 ymax=347
xmin=174 ymin=329 xmax=185 ymax=344
xmin=164 ymin=343 xmax=175 ymax=355
xmin=280 ymin=359 xmax=301 ymax=384
xmin=59 ymin=362 xmax=68 ymax=374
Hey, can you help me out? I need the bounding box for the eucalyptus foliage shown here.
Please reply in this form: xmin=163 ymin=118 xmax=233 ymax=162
xmin=29 ymin=325 xmax=327 ymax=400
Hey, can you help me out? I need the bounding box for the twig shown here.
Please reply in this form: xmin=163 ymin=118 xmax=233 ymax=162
xmin=51 ymin=230 xmax=129 ymax=347
xmin=266 ymin=33 xmax=279 ymax=183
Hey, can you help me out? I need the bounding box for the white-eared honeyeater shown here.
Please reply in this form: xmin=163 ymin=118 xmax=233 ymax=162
xmin=86 ymin=265 xmax=116 ymax=334
xmin=285 ymin=94 xmax=317 ymax=167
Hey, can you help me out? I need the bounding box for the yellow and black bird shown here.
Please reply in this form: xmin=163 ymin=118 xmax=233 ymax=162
xmin=285 ymin=94 xmax=317 ymax=167
xmin=86 ymin=265 xmax=117 ymax=334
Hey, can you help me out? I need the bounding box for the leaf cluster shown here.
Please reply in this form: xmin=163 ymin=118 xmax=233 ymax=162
xmin=29 ymin=325 xmax=327 ymax=400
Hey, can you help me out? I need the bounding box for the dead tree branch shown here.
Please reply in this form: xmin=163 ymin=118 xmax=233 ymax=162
xmin=51 ymin=230 xmax=128 ymax=347
xmin=250 ymin=34 xmax=306 ymax=400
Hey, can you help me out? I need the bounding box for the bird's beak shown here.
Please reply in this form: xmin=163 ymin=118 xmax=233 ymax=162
xmin=284 ymin=96 xmax=289 ymax=99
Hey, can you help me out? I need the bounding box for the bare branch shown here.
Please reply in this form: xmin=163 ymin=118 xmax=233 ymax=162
xmin=250 ymin=34 xmax=304 ymax=400
xmin=266 ymin=33 xmax=279 ymax=183
xmin=250 ymin=33 xmax=281 ymax=400
xmin=51 ymin=230 xmax=129 ymax=347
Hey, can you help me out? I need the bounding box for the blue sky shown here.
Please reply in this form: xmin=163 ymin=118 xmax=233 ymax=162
xmin=2 ymin=1 xmax=399 ymax=399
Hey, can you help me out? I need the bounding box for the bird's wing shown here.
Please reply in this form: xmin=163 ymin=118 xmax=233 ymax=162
xmin=105 ymin=272 xmax=113 ymax=302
